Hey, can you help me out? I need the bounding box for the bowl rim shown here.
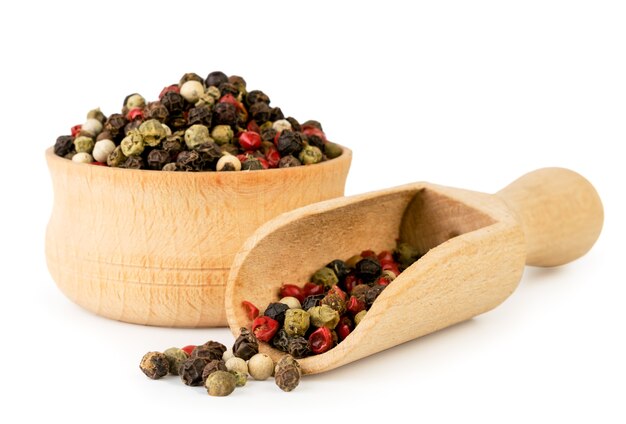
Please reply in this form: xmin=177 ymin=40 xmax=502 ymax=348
xmin=45 ymin=144 xmax=352 ymax=180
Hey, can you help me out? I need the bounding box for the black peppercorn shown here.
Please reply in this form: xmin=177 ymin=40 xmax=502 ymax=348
xmin=179 ymin=357 xmax=207 ymax=386
xmin=218 ymin=82 xmax=239 ymax=97
xmin=54 ymin=135 xmax=74 ymax=157
xmin=161 ymin=91 xmax=186 ymax=113
xmin=260 ymin=126 xmax=277 ymax=142
xmin=201 ymin=359 xmax=227 ymax=383
xmin=286 ymin=116 xmax=302 ymax=132
xmin=278 ymin=155 xmax=302 ymax=168
xmin=355 ymin=257 xmax=382 ymax=283
xmin=241 ymin=157 xmax=264 ymax=171
xmin=276 ymin=130 xmax=304 ymax=157
xmin=176 ymin=150 xmax=202 ymax=171
xmin=191 ymin=343 xmax=225 ymax=362
xmin=139 ymin=351 xmax=170 ymax=380
xmin=143 ymin=101 xmax=169 ymax=122
xmin=104 ymin=113 xmax=127 ymax=138
xmin=147 ymin=149 xmax=170 ymax=170
xmin=365 ymin=285 xmax=387 ymax=308
xmin=194 ymin=142 xmax=222 ymax=169
xmin=305 ymin=133 xmax=325 ymax=150
xmin=212 ymin=102 xmax=238 ymax=127
xmin=179 ymin=72 xmax=204 ymax=86
xmin=271 ymin=328 xmax=290 ymax=352
xmin=249 ymin=102 xmax=271 ymax=123
xmin=205 ymin=71 xmax=228 ymax=88
xmin=245 ymin=90 xmax=270 ymax=106
xmin=119 ymin=155 xmax=144 ymax=169
xmin=351 ymin=284 xmax=370 ymax=303
xmin=302 ymin=294 xmax=325 ymax=311
xmin=287 ymin=336 xmax=312 ymax=359
xmin=162 ymin=136 xmax=183 ymax=159
xmin=326 ymin=259 xmax=350 ymax=282
xmin=123 ymin=120 xmax=142 ymax=137
xmin=167 ymin=113 xmax=187 ymax=130
xmin=270 ymin=107 xmax=284 ymax=121
xmin=232 ymin=327 xmax=259 ymax=360
xmin=263 ymin=302 xmax=290 ymax=325
xmin=187 ymin=105 xmax=213 ymax=127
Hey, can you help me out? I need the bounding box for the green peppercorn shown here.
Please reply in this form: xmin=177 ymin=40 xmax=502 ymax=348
xmin=307 ymin=305 xmax=340 ymax=329
xmin=139 ymin=351 xmax=169 ymax=380
xmin=284 ymin=309 xmax=310 ymax=337
xmin=299 ymin=145 xmax=323 ymax=165
xmin=74 ymin=136 xmax=94 ymax=154
xmin=139 ymin=119 xmax=167 ymax=147
xmin=354 ymin=310 xmax=367 ymax=326
xmin=184 ymin=124 xmax=212 ymax=149
xmin=230 ymin=371 xmax=247 ymax=387
xmin=163 ymin=347 xmax=188 ymax=376
xmin=107 ymin=146 xmax=127 ymax=167
xmin=324 ymin=141 xmax=343 ymax=159
xmin=211 ymin=125 xmax=234 ymax=145
xmin=120 ymin=131 xmax=145 ymax=156
xmin=206 ymin=85 xmax=221 ymax=101
xmin=205 ymin=370 xmax=237 ymax=397
xmin=394 ymin=242 xmax=423 ymax=270
xmin=311 ymin=267 xmax=339 ymax=290
xmin=124 ymin=93 xmax=146 ymax=111
xmin=87 ymin=107 xmax=106 ymax=124
xmin=345 ymin=254 xmax=363 ymax=268
xmin=274 ymin=355 xmax=301 ymax=392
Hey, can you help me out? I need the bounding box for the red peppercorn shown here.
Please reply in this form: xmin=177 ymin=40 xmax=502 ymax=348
xmin=361 ymin=250 xmax=377 ymax=259
xmin=241 ymin=300 xmax=259 ymax=320
xmin=302 ymin=126 xmax=327 ymax=142
xmin=309 ymin=327 xmax=333 ymax=354
xmin=381 ymin=262 xmax=400 ymax=275
xmin=247 ymin=120 xmax=260 ymax=133
xmin=90 ymin=161 xmax=107 ymax=166
xmin=375 ymin=276 xmax=392 ymax=286
xmin=181 ymin=345 xmax=196 ymax=356
xmin=264 ymin=146 xmax=281 ymax=168
xmin=257 ymin=157 xmax=269 ymax=169
xmin=336 ymin=317 xmax=353 ymax=341
xmin=303 ymin=282 xmax=324 ymax=297
xmin=279 ymin=284 xmax=305 ymax=302
xmin=236 ymin=153 xmax=250 ymax=163
xmin=71 ymin=124 xmax=82 ymax=137
xmin=343 ymin=274 xmax=360 ymax=293
xmin=251 ymin=316 xmax=280 ymax=342
xmin=346 ymin=296 xmax=366 ymax=315
xmin=159 ymin=84 xmax=179 ymax=99
xmin=378 ymin=250 xmax=394 ymax=263
xmin=126 ymin=107 xmax=144 ymax=121
xmin=328 ymin=285 xmax=347 ymax=301
xmin=239 ymin=131 xmax=262 ymax=151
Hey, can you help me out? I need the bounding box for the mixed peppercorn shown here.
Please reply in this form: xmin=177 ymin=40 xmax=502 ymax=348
xmin=139 ymin=330 xmax=300 ymax=396
xmin=243 ymin=242 xmax=423 ymax=358
xmin=54 ymin=71 xmax=343 ymax=171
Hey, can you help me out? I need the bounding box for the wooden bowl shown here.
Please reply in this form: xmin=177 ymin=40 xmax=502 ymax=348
xmin=45 ymin=147 xmax=351 ymax=327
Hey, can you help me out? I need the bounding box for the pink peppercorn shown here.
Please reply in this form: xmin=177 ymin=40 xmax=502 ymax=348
xmin=239 ymin=131 xmax=262 ymax=151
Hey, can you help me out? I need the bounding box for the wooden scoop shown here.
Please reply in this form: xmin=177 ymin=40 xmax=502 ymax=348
xmin=224 ymin=168 xmax=603 ymax=374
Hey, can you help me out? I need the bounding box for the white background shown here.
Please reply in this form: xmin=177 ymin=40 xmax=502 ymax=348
xmin=0 ymin=1 xmax=624 ymax=423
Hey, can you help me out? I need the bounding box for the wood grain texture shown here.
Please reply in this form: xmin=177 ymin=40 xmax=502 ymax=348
xmin=225 ymin=168 xmax=603 ymax=374
xmin=45 ymin=147 xmax=352 ymax=327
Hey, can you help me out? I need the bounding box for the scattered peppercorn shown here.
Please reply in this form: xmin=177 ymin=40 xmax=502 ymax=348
xmin=274 ymin=355 xmax=301 ymax=392
xmin=201 ymin=359 xmax=228 ymax=383
xmin=139 ymin=352 xmax=170 ymax=380
xmin=248 ymin=353 xmax=274 ymax=381
xmin=206 ymin=370 xmax=237 ymax=397
xmin=163 ymin=347 xmax=189 ymax=376
xmin=232 ymin=327 xmax=259 ymax=360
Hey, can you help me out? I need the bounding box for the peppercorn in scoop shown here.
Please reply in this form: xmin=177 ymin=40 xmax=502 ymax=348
xmin=54 ymin=71 xmax=343 ymax=170
xmin=244 ymin=242 xmax=423 ymax=358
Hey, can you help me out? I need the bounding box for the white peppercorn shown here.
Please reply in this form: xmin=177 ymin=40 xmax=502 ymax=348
xmin=216 ymin=154 xmax=241 ymax=172
xmin=222 ymin=349 xmax=235 ymax=362
xmin=180 ymin=80 xmax=205 ymax=103
xmin=272 ymin=119 xmax=292 ymax=132
xmin=82 ymin=118 xmax=103 ymax=136
xmin=248 ymin=353 xmax=274 ymax=381
xmin=92 ymin=139 xmax=116 ymax=162
xmin=279 ymin=296 xmax=302 ymax=310
xmin=225 ymin=357 xmax=248 ymax=375
xmin=72 ymin=152 xmax=93 ymax=164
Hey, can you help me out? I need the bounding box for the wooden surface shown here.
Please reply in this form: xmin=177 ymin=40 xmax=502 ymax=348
xmin=45 ymin=147 xmax=352 ymax=327
xmin=225 ymin=168 xmax=603 ymax=374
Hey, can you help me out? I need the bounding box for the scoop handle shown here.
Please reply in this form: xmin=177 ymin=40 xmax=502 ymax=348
xmin=496 ymin=167 xmax=603 ymax=267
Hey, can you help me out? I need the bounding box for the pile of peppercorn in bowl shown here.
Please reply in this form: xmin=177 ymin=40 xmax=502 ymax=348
xmin=45 ymin=71 xmax=351 ymax=328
